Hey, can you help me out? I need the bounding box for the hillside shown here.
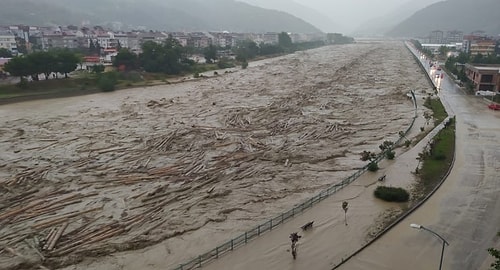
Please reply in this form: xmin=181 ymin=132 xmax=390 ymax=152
xmin=387 ymin=0 xmax=500 ymax=37
xmin=352 ymin=0 xmax=440 ymax=36
xmin=0 ymin=0 xmax=321 ymax=33
xmin=238 ymin=0 xmax=341 ymax=33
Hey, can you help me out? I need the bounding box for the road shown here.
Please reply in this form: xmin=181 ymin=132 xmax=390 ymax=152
xmin=338 ymin=45 xmax=500 ymax=270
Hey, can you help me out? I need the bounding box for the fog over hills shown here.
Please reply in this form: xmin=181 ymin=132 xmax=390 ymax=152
xmin=387 ymin=0 xmax=500 ymax=37
xmin=0 ymin=0 xmax=321 ymax=33
xmin=237 ymin=0 xmax=341 ymax=33
xmin=352 ymin=0 xmax=441 ymax=36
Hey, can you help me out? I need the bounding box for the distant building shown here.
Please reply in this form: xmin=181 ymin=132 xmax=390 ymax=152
xmin=463 ymin=35 xmax=496 ymax=55
xmin=445 ymin=30 xmax=463 ymax=43
xmin=464 ymin=64 xmax=500 ymax=92
xmin=429 ymin=30 xmax=444 ymax=44
xmin=262 ymin=32 xmax=279 ymax=44
xmin=0 ymin=30 xmax=17 ymax=54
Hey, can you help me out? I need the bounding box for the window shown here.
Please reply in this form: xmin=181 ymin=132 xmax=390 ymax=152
xmin=481 ymin=74 xmax=493 ymax=83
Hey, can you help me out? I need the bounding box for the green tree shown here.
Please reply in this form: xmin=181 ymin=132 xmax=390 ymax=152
xmin=139 ymin=38 xmax=190 ymax=74
xmin=278 ymin=32 xmax=293 ymax=50
xmin=203 ymin=44 xmax=218 ymax=64
xmin=29 ymin=51 xmax=56 ymax=80
xmin=54 ymin=49 xmax=79 ymax=78
xmin=113 ymin=48 xmax=138 ymax=71
xmin=438 ymin=46 xmax=450 ymax=57
xmin=3 ymin=56 xmax=37 ymax=82
xmin=0 ymin=48 xmax=12 ymax=58
xmin=235 ymin=40 xmax=259 ymax=61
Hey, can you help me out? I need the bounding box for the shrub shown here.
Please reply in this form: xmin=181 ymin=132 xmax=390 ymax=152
xmin=405 ymin=140 xmax=412 ymax=147
xmin=194 ymin=73 xmax=200 ymax=78
xmin=98 ymin=72 xmax=118 ymax=92
xmin=367 ymin=161 xmax=379 ymax=172
xmin=98 ymin=77 xmax=116 ymax=92
xmin=385 ymin=151 xmax=395 ymax=160
xmin=374 ymin=186 xmax=410 ymax=202
xmin=433 ymin=152 xmax=446 ymax=160
xmin=420 ymin=127 xmax=425 ymax=132
xmin=241 ymin=61 xmax=248 ymax=69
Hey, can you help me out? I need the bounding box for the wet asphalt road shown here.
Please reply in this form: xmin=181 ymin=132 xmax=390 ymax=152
xmin=339 ymin=46 xmax=500 ymax=270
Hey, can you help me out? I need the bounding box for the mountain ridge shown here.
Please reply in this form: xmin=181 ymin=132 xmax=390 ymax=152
xmin=387 ymin=0 xmax=500 ymax=37
xmin=0 ymin=0 xmax=322 ymax=33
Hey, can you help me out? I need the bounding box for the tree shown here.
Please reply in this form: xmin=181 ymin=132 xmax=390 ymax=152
xmin=113 ymin=48 xmax=138 ymax=71
xmin=139 ymin=38 xmax=191 ymax=74
xmin=54 ymin=49 xmax=79 ymax=78
xmin=29 ymin=51 xmax=56 ymax=80
xmin=3 ymin=56 xmax=32 ymax=79
xmin=203 ymin=44 xmax=217 ymax=64
xmin=0 ymin=48 xmax=12 ymax=58
xmin=278 ymin=32 xmax=293 ymax=50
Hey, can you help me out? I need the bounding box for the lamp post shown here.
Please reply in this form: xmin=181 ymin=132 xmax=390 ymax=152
xmin=410 ymin=223 xmax=449 ymax=270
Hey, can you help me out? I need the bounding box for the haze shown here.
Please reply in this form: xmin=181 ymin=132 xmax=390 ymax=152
xmin=240 ymin=0 xmax=443 ymax=34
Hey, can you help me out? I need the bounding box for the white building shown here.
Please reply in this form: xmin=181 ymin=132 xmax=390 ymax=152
xmin=0 ymin=31 xmax=17 ymax=53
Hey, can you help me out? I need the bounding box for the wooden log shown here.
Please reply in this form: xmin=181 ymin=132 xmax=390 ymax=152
xmin=47 ymin=222 xmax=68 ymax=251
xmin=32 ymin=207 xmax=102 ymax=230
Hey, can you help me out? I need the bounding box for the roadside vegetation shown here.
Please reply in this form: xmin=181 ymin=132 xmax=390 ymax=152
xmin=374 ymin=186 xmax=410 ymax=202
xmin=424 ymin=96 xmax=448 ymax=126
xmin=489 ymin=232 xmax=500 ymax=270
xmin=414 ymin=117 xmax=455 ymax=196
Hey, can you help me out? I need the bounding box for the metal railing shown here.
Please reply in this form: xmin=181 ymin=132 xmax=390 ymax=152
xmin=173 ymin=91 xmax=418 ymax=270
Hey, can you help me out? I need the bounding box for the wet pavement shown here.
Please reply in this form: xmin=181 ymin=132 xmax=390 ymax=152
xmin=339 ymin=44 xmax=500 ymax=270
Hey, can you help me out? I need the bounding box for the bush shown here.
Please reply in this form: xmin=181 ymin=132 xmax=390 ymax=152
xmin=98 ymin=72 xmax=118 ymax=92
xmin=374 ymin=186 xmax=410 ymax=202
xmin=241 ymin=61 xmax=248 ymax=69
xmin=433 ymin=152 xmax=446 ymax=160
xmin=385 ymin=151 xmax=395 ymax=160
xmin=217 ymin=57 xmax=235 ymax=69
xmin=194 ymin=73 xmax=200 ymax=78
xmin=367 ymin=161 xmax=379 ymax=172
xmin=405 ymin=140 xmax=412 ymax=147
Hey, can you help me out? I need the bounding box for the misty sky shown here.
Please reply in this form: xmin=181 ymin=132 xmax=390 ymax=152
xmin=284 ymin=0 xmax=442 ymax=32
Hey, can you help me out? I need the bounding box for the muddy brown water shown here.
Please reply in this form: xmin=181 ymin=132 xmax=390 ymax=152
xmin=0 ymin=41 xmax=433 ymax=270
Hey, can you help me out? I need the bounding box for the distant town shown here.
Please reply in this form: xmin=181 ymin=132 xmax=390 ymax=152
xmin=417 ymin=30 xmax=500 ymax=56
xmin=0 ymin=24 xmax=328 ymax=60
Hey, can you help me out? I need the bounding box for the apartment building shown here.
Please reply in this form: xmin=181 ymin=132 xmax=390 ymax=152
xmin=465 ymin=63 xmax=500 ymax=92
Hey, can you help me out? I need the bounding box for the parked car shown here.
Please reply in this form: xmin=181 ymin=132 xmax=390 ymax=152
xmin=488 ymin=104 xmax=500 ymax=110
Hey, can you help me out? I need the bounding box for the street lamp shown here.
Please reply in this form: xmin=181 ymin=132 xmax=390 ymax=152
xmin=410 ymin=223 xmax=450 ymax=270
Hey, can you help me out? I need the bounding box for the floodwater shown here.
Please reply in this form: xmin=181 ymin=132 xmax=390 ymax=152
xmin=1 ymin=41 xmax=434 ymax=270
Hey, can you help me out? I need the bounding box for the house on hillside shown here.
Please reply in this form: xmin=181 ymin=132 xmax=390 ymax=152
xmin=465 ymin=64 xmax=500 ymax=93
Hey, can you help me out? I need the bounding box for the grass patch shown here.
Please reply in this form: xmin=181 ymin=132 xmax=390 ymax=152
xmin=417 ymin=117 xmax=455 ymax=194
xmin=424 ymin=96 xmax=447 ymax=126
